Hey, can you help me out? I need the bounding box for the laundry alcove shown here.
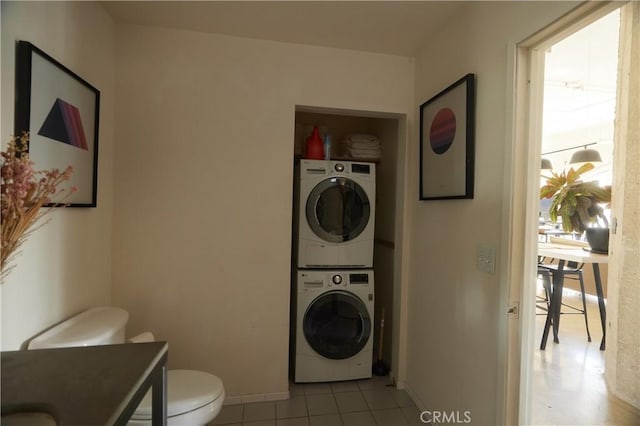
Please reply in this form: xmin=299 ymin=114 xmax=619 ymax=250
xmin=290 ymin=105 xmax=405 ymax=379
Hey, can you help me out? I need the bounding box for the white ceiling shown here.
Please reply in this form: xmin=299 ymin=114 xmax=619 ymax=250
xmin=101 ymin=1 xmax=466 ymax=57
xmin=543 ymin=9 xmax=620 ymax=137
xmin=542 ymin=8 xmax=620 ymax=179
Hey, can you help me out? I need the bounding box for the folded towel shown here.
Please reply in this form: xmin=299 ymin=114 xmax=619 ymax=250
xmin=344 ymin=134 xmax=379 ymax=144
xmin=343 ymin=140 xmax=381 ymax=149
xmin=347 ymin=147 xmax=381 ymax=155
xmin=343 ymin=148 xmax=381 ymax=159
xmin=340 ymin=133 xmax=381 ymax=159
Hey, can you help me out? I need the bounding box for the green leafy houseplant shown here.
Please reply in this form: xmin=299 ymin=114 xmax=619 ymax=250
xmin=539 ymin=162 xmax=611 ymax=234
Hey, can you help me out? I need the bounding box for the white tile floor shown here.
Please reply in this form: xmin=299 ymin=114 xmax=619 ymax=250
xmin=210 ymin=375 xmax=424 ymax=426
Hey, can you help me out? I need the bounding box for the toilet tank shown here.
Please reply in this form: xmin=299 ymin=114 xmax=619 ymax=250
xmin=28 ymin=307 xmax=129 ymax=350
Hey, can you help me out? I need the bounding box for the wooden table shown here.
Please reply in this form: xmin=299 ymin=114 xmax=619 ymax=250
xmin=538 ymin=242 xmax=608 ymax=350
xmin=1 ymin=342 xmax=168 ymax=425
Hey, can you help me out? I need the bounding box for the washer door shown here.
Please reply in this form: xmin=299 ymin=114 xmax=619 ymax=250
xmin=306 ymin=177 xmax=371 ymax=243
xmin=303 ymin=290 xmax=371 ymax=360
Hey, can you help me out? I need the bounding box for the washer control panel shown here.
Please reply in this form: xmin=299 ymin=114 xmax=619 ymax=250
xmin=299 ymin=271 xmax=372 ymax=291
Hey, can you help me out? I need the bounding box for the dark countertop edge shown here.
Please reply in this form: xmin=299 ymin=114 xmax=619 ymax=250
xmin=106 ymin=341 xmax=168 ymax=425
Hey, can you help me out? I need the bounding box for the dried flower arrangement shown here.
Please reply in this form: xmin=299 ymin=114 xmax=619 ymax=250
xmin=1 ymin=133 xmax=76 ymax=280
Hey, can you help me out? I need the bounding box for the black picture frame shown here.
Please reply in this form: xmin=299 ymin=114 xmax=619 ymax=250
xmin=419 ymin=73 xmax=475 ymax=200
xmin=14 ymin=40 xmax=100 ymax=207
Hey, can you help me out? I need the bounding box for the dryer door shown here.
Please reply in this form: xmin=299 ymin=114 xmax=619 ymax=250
xmin=303 ymin=290 xmax=371 ymax=360
xmin=306 ymin=177 xmax=371 ymax=243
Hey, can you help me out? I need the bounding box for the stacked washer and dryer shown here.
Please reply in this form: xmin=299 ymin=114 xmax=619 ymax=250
xmin=292 ymin=159 xmax=376 ymax=383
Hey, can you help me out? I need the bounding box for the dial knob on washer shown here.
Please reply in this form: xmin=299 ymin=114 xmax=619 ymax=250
xmin=334 ymin=163 xmax=345 ymax=172
xmin=332 ymin=275 xmax=343 ymax=285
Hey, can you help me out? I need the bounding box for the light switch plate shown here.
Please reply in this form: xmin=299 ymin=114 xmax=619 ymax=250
xmin=477 ymin=244 xmax=496 ymax=274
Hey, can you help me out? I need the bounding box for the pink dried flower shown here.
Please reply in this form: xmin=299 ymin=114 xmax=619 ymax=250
xmin=1 ymin=133 xmax=76 ymax=281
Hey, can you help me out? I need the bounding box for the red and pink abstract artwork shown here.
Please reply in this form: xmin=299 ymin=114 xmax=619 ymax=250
xmin=429 ymin=107 xmax=456 ymax=155
xmin=38 ymin=98 xmax=88 ymax=150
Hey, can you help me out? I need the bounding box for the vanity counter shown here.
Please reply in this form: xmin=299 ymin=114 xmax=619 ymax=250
xmin=1 ymin=342 xmax=168 ymax=425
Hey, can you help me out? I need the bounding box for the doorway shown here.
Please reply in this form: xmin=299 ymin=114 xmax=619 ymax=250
xmin=507 ymin=2 xmax=640 ymax=425
xmin=534 ymin=11 xmax=620 ymax=425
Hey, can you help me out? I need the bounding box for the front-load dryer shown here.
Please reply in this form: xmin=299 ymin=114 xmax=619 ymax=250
xmin=293 ymin=269 xmax=374 ymax=383
xmin=296 ymin=159 xmax=375 ymax=268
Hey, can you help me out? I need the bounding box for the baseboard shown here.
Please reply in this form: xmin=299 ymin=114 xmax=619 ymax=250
xmin=224 ymin=391 xmax=290 ymax=405
xmin=400 ymin=381 xmax=427 ymax=412
xmin=388 ymin=371 xmax=425 ymax=412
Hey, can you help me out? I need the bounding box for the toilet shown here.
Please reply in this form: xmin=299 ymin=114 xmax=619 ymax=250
xmin=27 ymin=307 xmax=225 ymax=426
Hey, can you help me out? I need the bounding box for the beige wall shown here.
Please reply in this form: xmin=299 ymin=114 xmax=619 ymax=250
xmin=0 ymin=1 xmax=115 ymax=350
xmin=111 ymin=24 xmax=413 ymax=398
xmin=407 ymin=1 xmax=578 ymax=424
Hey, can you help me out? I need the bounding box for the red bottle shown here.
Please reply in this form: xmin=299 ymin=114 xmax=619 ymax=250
xmin=305 ymin=126 xmax=324 ymax=160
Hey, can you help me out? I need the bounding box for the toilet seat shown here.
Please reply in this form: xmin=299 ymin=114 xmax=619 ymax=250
xmin=131 ymin=370 xmax=224 ymax=420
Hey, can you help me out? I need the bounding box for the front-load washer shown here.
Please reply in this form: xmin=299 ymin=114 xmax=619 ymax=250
xmin=295 ymin=159 xmax=375 ymax=268
xmin=293 ymin=269 xmax=374 ymax=383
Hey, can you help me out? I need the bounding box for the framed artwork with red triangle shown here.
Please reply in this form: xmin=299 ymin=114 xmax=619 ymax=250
xmin=14 ymin=40 xmax=100 ymax=207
